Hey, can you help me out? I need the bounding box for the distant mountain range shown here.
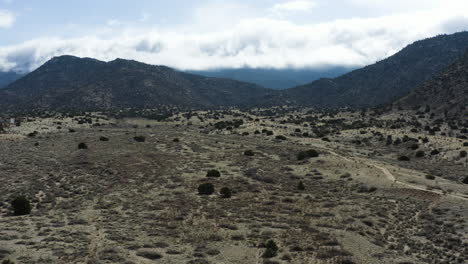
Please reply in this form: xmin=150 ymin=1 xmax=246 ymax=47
xmin=189 ymin=67 xmax=354 ymax=90
xmin=1 ymin=31 xmax=468 ymax=113
xmin=0 ymin=71 xmax=23 ymax=89
xmin=0 ymin=56 xmax=277 ymax=112
xmin=396 ymin=51 xmax=468 ymax=119
xmin=284 ymin=31 xmax=468 ymax=107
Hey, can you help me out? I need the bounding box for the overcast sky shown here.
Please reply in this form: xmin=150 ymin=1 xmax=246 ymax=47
xmin=0 ymin=0 xmax=468 ymax=72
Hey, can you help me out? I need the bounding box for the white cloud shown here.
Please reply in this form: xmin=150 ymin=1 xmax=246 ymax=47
xmin=0 ymin=3 xmax=468 ymax=72
xmin=272 ymin=1 xmax=317 ymax=12
xmin=0 ymin=9 xmax=14 ymax=28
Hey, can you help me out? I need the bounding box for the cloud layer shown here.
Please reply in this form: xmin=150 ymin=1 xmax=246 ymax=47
xmin=0 ymin=2 xmax=468 ymax=72
xmin=0 ymin=9 xmax=14 ymax=28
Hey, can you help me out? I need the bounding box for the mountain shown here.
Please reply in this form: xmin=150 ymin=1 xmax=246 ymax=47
xmin=395 ymin=51 xmax=468 ymax=119
xmin=0 ymin=56 xmax=277 ymax=112
xmin=0 ymin=71 xmax=23 ymax=89
xmin=188 ymin=67 xmax=354 ymax=90
xmin=285 ymin=31 xmax=468 ymax=108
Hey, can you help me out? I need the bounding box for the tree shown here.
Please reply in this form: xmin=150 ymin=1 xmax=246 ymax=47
xmin=11 ymin=196 xmax=32 ymax=215
xmin=198 ymin=183 xmax=215 ymax=195
xmin=206 ymin=169 xmax=221 ymax=178
xmin=220 ymin=187 xmax=232 ymax=198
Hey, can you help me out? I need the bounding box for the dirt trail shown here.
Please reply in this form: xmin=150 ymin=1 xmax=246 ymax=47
xmin=328 ymin=150 xmax=468 ymax=201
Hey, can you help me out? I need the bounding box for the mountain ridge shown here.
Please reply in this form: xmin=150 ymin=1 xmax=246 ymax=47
xmin=0 ymin=55 xmax=278 ymax=112
xmin=284 ymin=31 xmax=468 ymax=107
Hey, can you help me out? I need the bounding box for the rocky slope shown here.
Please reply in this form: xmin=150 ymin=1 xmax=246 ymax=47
xmin=396 ymin=51 xmax=468 ymax=119
xmin=0 ymin=56 xmax=276 ymax=112
xmin=285 ymin=32 xmax=468 ymax=107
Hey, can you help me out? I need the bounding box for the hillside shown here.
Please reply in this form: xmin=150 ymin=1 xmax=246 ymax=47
xmin=285 ymin=31 xmax=468 ymax=107
xmin=0 ymin=56 xmax=276 ymax=112
xmin=396 ymin=51 xmax=468 ymax=119
xmin=0 ymin=71 xmax=23 ymax=89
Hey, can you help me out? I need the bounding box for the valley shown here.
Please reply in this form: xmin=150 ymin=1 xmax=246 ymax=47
xmin=0 ymin=109 xmax=466 ymax=264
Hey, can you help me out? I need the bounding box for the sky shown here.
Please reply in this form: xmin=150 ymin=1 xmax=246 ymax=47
xmin=0 ymin=0 xmax=468 ymax=72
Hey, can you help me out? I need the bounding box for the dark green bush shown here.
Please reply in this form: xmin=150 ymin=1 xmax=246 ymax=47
xmin=11 ymin=196 xmax=32 ymax=216
xmin=99 ymin=136 xmax=109 ymax=141
xmin=297 ymin=149 xmax=319 ymax=160
xmin=297 ymin=181 xmax=305 ymax=191
xmin=398 ymin=156 xmax=410 ymax=161
xmin=206 ymin=170 xmax=221 ymax=178
xmin=244 ymin=150 xmax=255 ymax=156
xmin=425 ymin=175 xmax=435 ymax=180
xmin=134 ymin=136 xmax=146 ymax=142
xmin=262 ymin=240 xmax=279 ymax=258
xmin=460 ymin=151 xmax=467 ymax=158
xmin=220 ymin=187 xmax=232 ymax=198
xmin=173 ymin=138 xmax=180 ymax=142
xmin=462 ymin=176 xmax=468 ymax=184
xmin=430 ymin=149 xmax=440 ymax=155
xmin=198 ymin=183 xmax=215 ymax=195
xmin=275 ymin=135 xmax=287 ymax=140
xmin=2 ymin=259 xmax=15 ymax=264
xmin=78 ymin=142 xmax=88 ymax=149
xmin=415 ymin=150 xmax=425 ymax=158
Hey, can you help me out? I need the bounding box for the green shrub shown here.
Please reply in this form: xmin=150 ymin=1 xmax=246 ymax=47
xmin=415 ymin=150 xmax=425 ymax=158
xmin=99 ymin=136 xmax=109 ymax=141
xmin=198 ymin=183 xmax=215 ymax=195
xmin=262 ymin=240 xmax=279 ymax=258
xmin=460 ymin=151 xmax=467 ymax=158
xmin=297 ymin=149 xmax=319 ymax=160
xmin=430 ymin=149 xmax=440 ymax=155
xmin=244 ymin=150 xmax=255 ymax=156
xmin=297 ymin=181 xmax=305 ymax=191
xmin=275 ymin=135 xmax=287 ymax=140
xmin=206 ymin=170 xmax=221 ymax=178
xmin=78 ymin=142 xmax=88 ymax=149
xmin=11 ymin=196 xmax=32 ymax=216
xmin=134 ymin=136 xmax=146 ymax=142
xmin=425 ymin=175 xmax=436 ymax=180
xmin=173 ymin=138 xmax=180 ymax=142
xmin=220 ymin=187 xmax=232 ymax=198
xmin=398 ymin=156 xmax=410 ymax=161
xmin=462 ymin=176 xmax=468 ymax=184
xmin=2 ymin=259 xmax=15 ymax=264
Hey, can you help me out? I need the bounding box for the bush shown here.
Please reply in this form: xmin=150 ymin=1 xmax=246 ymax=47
xmin=262 ymin=240 xmax=279 ymax=258
xmin=425 ymin=175 xmax=436 ymax=180
xmin=220 ymin=187 xmax=232 ymax=198
xmin=462 ymin=176 xmax=468 ymax=184
xmin=463 ymin=142 xmax=468 ymax=147
xmin=2 ymin=260 xmax=15 ymax=264
xmin=415 ymin=150 xmax=425 ymax=158
xmin=398 ymin=156 xmax=410 ymax=161
xmin=206 ymin=169 xmax=221 ymax=178
xmin=460 ymin=151 xmax=467 ymax=158
xmin=11 ymin=196 xmax=32 ymax=216
xmin=99 ymin=136 xmax=109 ymax=141
xmin=265 ymin=130 xmax=274 ymax=136
xmin=134 ymin=136 xmax=146 ymax=142
xmin=297 ymin=181 xmax=305 ymax=190
xmin=244 ymin=150 xmax=255 ymax=156
xmin=410 ymin=143 xmax=419 ymax=150
xmin=297 ymin=149 xmax=319 ymax=160
xmin=78 ymin=142 xmax=88 ymax=149
xmin=275 ymin=135 xmax=287 ymax=140
xmin=173 ymin=138 xmax=180 ymax=142
xmin=430 ymin=149 xmax=440 ymax=155
xmin=198 ymin=183 xmax=215 ymax=195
